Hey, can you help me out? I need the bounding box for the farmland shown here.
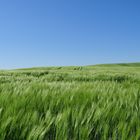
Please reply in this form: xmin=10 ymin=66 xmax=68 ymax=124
xmin=0 ymin=63 xmax=140 ymax=140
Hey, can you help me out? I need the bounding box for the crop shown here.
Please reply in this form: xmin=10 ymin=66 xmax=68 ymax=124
xmin=0 ymin=63 xmax=140 ymax=140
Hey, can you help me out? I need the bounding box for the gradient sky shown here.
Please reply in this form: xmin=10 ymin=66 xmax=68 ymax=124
xmin=0 ymin=0 xmax=140 ymax=69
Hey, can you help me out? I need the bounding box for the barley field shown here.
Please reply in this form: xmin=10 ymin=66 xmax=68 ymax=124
xmin=0 ymin=63 xmax=140 ymax=140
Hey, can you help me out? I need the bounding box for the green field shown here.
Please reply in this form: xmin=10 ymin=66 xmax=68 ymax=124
xmin=0 ymin=63 xmax=140 ymax=140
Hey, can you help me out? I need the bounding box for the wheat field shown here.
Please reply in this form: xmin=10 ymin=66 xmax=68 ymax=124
xmin=0 ymin=63 xmax=140 ymax=140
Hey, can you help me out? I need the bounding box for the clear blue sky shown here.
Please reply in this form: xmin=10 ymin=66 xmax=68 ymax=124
xmin=0 ymin=0 xmax=140 ymax=69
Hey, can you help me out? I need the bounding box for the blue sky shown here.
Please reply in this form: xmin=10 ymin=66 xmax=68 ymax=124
xmin=0 ymin=0 xmax=140 ymax=69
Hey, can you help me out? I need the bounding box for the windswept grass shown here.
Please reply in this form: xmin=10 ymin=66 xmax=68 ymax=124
xmin=0 ymin=63 xmax=140 ymax=140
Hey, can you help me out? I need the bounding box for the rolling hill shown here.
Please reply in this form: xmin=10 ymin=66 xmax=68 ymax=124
xmin=0 ymin=63 xmax=140 ymax=140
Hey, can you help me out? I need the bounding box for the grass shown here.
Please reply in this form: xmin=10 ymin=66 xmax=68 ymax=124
xmin=0 ymin=63 xmax=140 ymax=140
